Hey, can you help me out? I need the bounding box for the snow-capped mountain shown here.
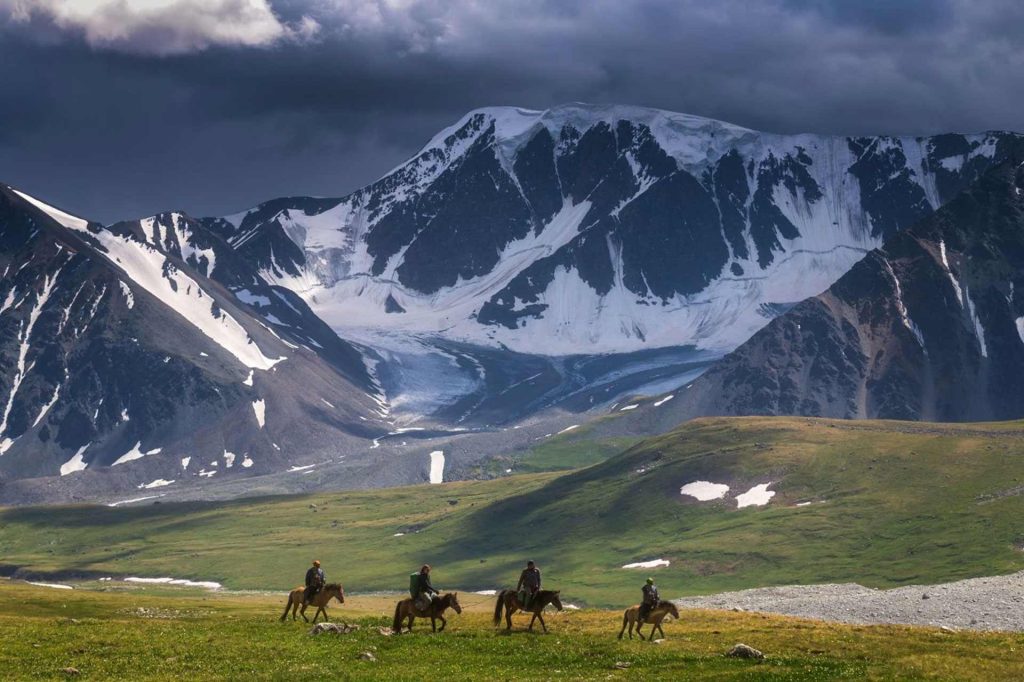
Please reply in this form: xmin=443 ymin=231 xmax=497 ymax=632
xmin=648 ymin=159 xmax=1024 ymax=422
xmin=208 ymin=103 xmax=1020 ymax=357
xmin=4 ymin=103 xmax=1023 ymax=503
xmin=0 ymin=186 xmax=387 ymax=502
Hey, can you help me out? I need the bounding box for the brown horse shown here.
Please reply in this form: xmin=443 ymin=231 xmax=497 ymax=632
xmin=618 ymin=601 xmax=680 ymax=640
xmin=279 ymin=583 xmax=345 ymax=623
xmin=493 ymin=589 xmax=563 ymax=633
xmin=391 ymin=592 xmax=462 ymax=633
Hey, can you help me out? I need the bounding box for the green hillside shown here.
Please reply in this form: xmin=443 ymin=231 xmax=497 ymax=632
xmin=3 ymin=417 xmax=1024 ymax=606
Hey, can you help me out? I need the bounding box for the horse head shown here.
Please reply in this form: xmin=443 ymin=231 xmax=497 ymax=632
xmin=548 ymin=590 xmax=563 ymax=611
xmin=326 ymin=583 xmax=345 ymax=604
xmin=665 ymin=601 xmax=679 ymax=619
xmin=447 ymin=592 xmax=463 ymax=614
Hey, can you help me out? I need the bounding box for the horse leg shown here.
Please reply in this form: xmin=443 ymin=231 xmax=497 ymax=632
xmin=505 ymin=600 xmax=514 ymax=630
xmin=537 ymin=611 xmax=548 ymax=634
xmin=280 ymin=597 xmax=291 ymax=622
xmin=618 ymin=614 xmax=627 ymax=640
xmin=300 ymin=603 xmax=310 ymax=623
xmin=655 ymin=621 xmax=666 ymax=639
xmin=438 ymin=614 xmax=447 ymax=632
xmin=291 ymin=600 xmax=300 ymax=621
xmin=636 ymin=622 xmax=645 ymax=640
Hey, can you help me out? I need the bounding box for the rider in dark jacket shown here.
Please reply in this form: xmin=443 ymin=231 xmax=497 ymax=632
xmin=304 ymin=560 xmax=325 ymax=604
xmin=416 ymin=564 xmax=438 ymax=609
xmin=639 ymin=577 xmax=659 ymax=622
xmin=516 ymin=560 xmax=542 ymax=608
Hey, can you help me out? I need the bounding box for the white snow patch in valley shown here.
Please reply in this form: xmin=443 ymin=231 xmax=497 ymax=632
xmin=252 ymin=399 xmax=266 ymax=428
xmin=653 ymin=394 xmax=674 ymax=407
xmin=1017 ymin=317 xmax=1024 ymax=345
xmin=223 ymin=451 xmax=236 ymax=468
xmin=736 ymin=483 xmax=776 ymax=508
xmin=198 ymin=469 xmax=216 ymax=478
xmin=27 ymin=581 xmax=73 ymax=590
xmin=557 ymin=424 xmax=579 ymax=435
xmin=562 ymin=603 xmax=581 ymax=610
xmin=680 ymin=481 xmax=730 ymax=501
xmin=181 ymin=457 xmax=191 ymax=470
xmin=138 ymin=479 xmax=174 ymax=490
xmin=393 ymin=532 xmax=405 ymax=537
xmin=107 ymin=495 xmax=163 ymax=507
xmin=33 ymin=380 xmax=63 ymax=428
xmin=622 ymin=559 xmax=670 ymax=569
xmin=288 ymin=464 xmax=315 ymax=473
xmin=123 ymin=577 xmax=222 ymax=590
xmin=234 ymin=289 xmax=271 ymax=307
xmin=60 ymin=444 xmax=90 ymax=476
xmin=320 ymin=398 xmax=335 ymax=408
xmin=121 ymin=408 xmax=129 ymax=422
xmin=111 ymin=442 xmax=162 ymax=466
xmin=473 ymin=590 xmax=497 ymax=595
xmin=243 ymin=370 xmax=254 ymax=387
xmin=619 ymin=404 xmax=639 ymax=411
xmin=241 ymin=454 xmax=253 ymax=468
xmin=429 ymin=450 xmax=445 ymax=484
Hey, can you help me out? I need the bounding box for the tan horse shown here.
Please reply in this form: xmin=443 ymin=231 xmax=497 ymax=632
xmin=279 ymin=583 xmax=345 ymax=623
xmin=493 ymin=589 xmax=563 ymax=633
xmin=618 ymin=601 xmax=680 ymax=640
xmin=391 ymin=592 xmax=462 ymax=633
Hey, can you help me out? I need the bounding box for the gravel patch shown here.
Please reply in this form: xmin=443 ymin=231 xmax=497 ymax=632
xmin=676 ymin=571 xmax=1024 ymax=632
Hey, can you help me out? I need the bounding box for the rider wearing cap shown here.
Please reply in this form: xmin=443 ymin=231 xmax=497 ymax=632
xmin=304 ymin=560 xmax=325 ymax=604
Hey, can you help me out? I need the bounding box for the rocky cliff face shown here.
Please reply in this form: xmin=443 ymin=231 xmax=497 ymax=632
xmin=668 ymin=160 xmax=1024 ymax=421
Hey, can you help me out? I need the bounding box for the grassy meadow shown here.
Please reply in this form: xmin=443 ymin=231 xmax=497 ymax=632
xmin=1 ymin=417 xmax=1023 ymax=606
xmin=2 ymin=580 xmax=1024 ymax=680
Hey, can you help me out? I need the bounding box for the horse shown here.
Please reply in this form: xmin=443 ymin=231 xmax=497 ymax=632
xmin=391 ymin=592 xmax=463 ymax=634
xmin=618 ymin=601 xmax=680 ymax=640
xmin=279 ymin=583 xmax=345 ymax=623
xmin=492 ymin=589 xmax=563 ymax=633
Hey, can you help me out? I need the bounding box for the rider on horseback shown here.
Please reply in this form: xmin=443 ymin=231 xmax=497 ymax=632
xmin=638 ymin=577 xmax=659 ymax=622
xmin=304 ymin=560 xmax=325 ymax=605
xmin=516 ymin=560 xmax=541 ymax=610
xmin=414 ymin=564 xmax=438 ymax=610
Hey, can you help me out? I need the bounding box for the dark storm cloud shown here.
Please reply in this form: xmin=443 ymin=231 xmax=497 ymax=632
xmin=1 ymin=0 xmax=1023 ymax=223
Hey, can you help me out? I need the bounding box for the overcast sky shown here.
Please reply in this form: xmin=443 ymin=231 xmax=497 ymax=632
xmin=2 ymin=0 xmax=1023 ymax=223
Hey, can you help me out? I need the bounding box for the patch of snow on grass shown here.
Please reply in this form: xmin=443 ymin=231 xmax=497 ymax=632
xmin=107 ymin=495 xmax=163 ymax=507
xmin=27 ymin=581 xmax=73 ymax=590
xmin=557 ymin=424 xmax=579 ymax=435
xmin=124 ymin=577 xmax=222 ymax=590
xmin=473 ymin=589 xmax=497 ymax=595
xmin=429 ymin=450 xmax=445 ymax=484
xmin=60 ymin=444 xmax=90 ymax=476
xmin=112 ymin=442 xmax=162 ymax=466
xmin=321 ymin=398 xmax=335 ymax=408
xmin=736 ymin=483 xmax=776 ymax=508
xmin=653 ymin=394 xmax=674 ymax=407
xmin=241 ymin=454 xmax=253 ymax=468
xmin=181 ymin=457 xmax=191 ymax=470
xmin=252 ymin=399 xmax=266 ymax=428
xmin=223 ymin=451 xmax=236 ymax=468
xmin=680 ymin=481 xmax=730 ymax=501
xmin=622 ymin=559 xmax=670 ymax=569
xmin=288 ymin=464 xmax=315 ymax=473
xmin=619 ymin=404 xmax=639 ymax=411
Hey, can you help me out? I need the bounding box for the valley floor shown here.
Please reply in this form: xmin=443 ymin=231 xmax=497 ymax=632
xmin=678 ymin=570 xmax=1024 ymax=632
xmin=2 ymin=580 xmax=1024 ymax=680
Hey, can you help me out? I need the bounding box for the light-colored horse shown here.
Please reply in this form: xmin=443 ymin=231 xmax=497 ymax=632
xmin=493 ymin=589 xmax=563 ymax=633
xmin=391 ymin=592 xmax=463 ymax=633
xmin=618 ymin=601 xmax=680 ymax=640
xmin=279 ymin=583 xmax=345 ymax=623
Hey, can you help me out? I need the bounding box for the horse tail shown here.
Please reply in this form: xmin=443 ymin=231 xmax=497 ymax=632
xmin=493 ymin=590 xmax=505 ymax=626
xmin=392 ymin=600 xmax=404 ymax=633
xmin=279 ymin=591 xmax=293 ymax=622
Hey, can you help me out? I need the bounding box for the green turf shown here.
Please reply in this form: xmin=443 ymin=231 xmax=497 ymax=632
xmin=3 ymin=581 xmax=1023 ymax=680
xmin=2 ymin=417 xmax=1024 ymax=607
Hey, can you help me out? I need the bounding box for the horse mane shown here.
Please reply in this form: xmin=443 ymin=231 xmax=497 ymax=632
xmin=324 ymin=583 xmax=342 ymax=591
